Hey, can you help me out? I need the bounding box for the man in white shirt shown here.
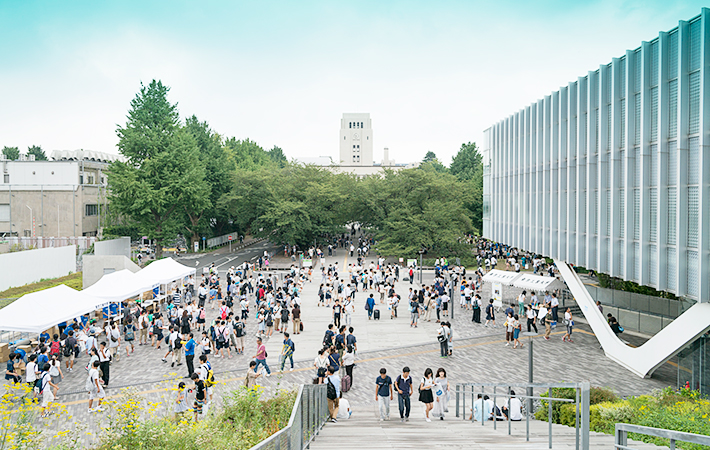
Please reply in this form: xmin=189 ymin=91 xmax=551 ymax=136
xmin=87 ymin=360 xmax=104 ymax=412
xmin=25 ymin=354 xmax=39 ymax=389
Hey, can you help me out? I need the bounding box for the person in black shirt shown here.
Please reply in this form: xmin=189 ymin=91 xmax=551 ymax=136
xmin=332 ymin=300 xmax=342 ymax=328
xmin=191 ymin=372 xmax=206 ymax=421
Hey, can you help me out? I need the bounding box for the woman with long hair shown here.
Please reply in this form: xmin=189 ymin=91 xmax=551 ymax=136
xmin=418 ymin=368 xmax=435 ymax=422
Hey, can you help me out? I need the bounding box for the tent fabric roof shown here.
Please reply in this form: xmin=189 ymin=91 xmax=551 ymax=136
xmin=0 ymin=285 xmax=108 ymax=334
xmin=82 ymin=270 xmax=157 ymax=304
xmin=481 ymin=269 xmax=523 ymax=286
xmin=512 ymin=273 xmax=566 ymax=292
xmin=133 ymin=258 xmax=195 ymax=285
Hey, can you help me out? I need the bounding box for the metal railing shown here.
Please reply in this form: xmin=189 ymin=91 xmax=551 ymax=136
xmin=248 ymin=384 xmax=329 ymax=450
xmin=615 ymin=423 xmax=710 ymax=449
xmin=454 ymin=381 xmax=590 ymax=450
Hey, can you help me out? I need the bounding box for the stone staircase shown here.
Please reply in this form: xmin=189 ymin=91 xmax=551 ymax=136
xmin=307 ymin=403 xmax=667 ymax=450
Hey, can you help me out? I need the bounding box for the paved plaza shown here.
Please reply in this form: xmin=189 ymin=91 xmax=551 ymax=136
xmin=16 ymin=248 xmax=677 ymax=447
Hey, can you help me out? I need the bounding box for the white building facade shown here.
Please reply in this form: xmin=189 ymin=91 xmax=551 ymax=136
xmin=483 ymin=9 xmax=710 ymax=303
xmin=339 ymin=113 xmax=374 ymax=166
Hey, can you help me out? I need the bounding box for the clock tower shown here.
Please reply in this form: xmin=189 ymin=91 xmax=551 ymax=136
xmin=339 ymin=113 xmax=373 ymax=166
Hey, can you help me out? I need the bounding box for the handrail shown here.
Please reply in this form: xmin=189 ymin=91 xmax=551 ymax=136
xmin=615 ymin=423 xmax=710 ymax=449
xmin=247 ymin=384 xmax=329 ymax=450
xmin=455 ymin=381 xmax=590 ymax=450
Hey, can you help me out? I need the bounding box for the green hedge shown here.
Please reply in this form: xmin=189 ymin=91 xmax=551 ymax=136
xmin=536 ymin=386 xmax=710 ymax=450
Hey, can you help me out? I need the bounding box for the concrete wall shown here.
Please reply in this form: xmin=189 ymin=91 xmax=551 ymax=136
xmin=0 ymin=245 xmax=76 ymax=291
xmin=95 ymin=237 xmax=130 ymax=259
xmin=82 ymin=255 xmax=140 ymax=288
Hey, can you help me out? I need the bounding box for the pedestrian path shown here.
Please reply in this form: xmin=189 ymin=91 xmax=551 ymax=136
xmin=309 ymin=403 xmax=666 ymax=450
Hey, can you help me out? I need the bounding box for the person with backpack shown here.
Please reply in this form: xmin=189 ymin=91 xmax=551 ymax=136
xmin=63 ymin=329 xmax=78 ymax=372
xmin=484 ymin=299 xmax=497 ymax=328
xmin=107 ymin=322 xmax=121 ymax=362
xmin=326 ymin=366 xmax=340 ymax=423
xmin=123 ymin=317 xmax=136 ymax=356
xmin=409 ymin=298 xmax=419 ymax=328
xmin=233 ymin=316 xmax=245 ymax=355
xmin=280 ymin=332 xmax=295 ymax=372
xmin=395 ymin=366 xmax=413 ymax=422
xmin=215 ymin=320 xmax=231 ymax=359
xmin=218 ymin=301 xmax=229 ymax=322
xmin=198 ymin=354 xmax=215 ymax=405
xmin=49 ymin=334 xmax=62 ymax=363
xmin=98 ymin=341 xmax=111 ymax=387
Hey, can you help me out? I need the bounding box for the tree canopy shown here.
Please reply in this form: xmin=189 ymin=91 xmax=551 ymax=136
xmin=107 ymin=80 xmax=483 ymax=261
xmin=1 ymin=147 xmax=19 ymax=161
xmin=26 ymin=145 xmax=47 ymax=160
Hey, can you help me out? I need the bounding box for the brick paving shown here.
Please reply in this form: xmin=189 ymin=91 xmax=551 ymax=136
xmin=10 ymin=250 xmax=676 ymax=448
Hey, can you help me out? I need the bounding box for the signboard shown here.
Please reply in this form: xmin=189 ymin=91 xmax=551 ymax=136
xmin=492 ymin=282 xmax=503 ymax=309
xmin=399 ymin=257 xmax=404 ymax=263
xmin=407 ymin=259 xmax=417 ymax=267
xmin=302 ymin=258 xmax=312 ymax=267
xmin=194 ymin=241 xmax=199 ymax=252
xmin=228 ymin=235 xmax=232 ymax=241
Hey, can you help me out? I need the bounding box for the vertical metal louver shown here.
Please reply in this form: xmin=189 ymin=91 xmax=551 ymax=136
xmin=667 ymin=141 xmax=677 ymax=186
xmin=667 ymin=247 xmax=677 ymax=291
xmin=668 ymin=31 xmax=678 ymax=78
xmin=688 ymin=136 xmax=700 ymax=185
xmin=650 ymin=244 xmax=658 ymax=286
xmin=650 ymin=42 xmax=659 ymax=86
xmin=620 ymin=99 xmax=626 ymax=148
xmin=689 ymin=72 xmax=701 ymax=134
xmin=650 ymin=87 xmax=658 ymax=142
xmin=687 ymin=250 xmax=699 ymax=297
xmin=650 ymin=188 xmax=657 ymax=242
xmin=689 ymin=20 xmax=702 ymax=71
xmin=687 ymin=187 xmax=699 ymax=248
xmin=633 ymin=189 xmax=640 ymax=240
xmin=634 ymin=94 xmax=641 ymax=145
xmin=667 ymin=187 xmax=677 ymax=245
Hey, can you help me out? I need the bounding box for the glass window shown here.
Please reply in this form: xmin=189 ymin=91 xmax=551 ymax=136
xmin=0 ymin=204 xmax=9 ymax=222
xmin=85 ymin=204 xmax=98 ymax=216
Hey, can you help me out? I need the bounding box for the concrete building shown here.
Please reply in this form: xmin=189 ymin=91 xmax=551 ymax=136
xmin=340 ymin=113 xmax=374 ymax=166
xmin=0 ymin=150 xmax=118 ymax=239
xmin=483 ymin=10 xmax=710 ymax=390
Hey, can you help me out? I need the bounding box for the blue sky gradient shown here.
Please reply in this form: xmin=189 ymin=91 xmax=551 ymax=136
xmin=0 ymin=0 xmax=706 ymax=164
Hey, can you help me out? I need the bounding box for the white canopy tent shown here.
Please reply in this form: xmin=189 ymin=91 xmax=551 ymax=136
xmin=481 ymin=269 xmax=523 ymax=286
xmin=82 ymin=269 xmax=158 ymax=304
xmin=0 ymin=285 xmax=108 ymax=333
xmin=512 ymin=273 xmax=566 ymax=292
xmin=133 ymin=258 xmax=196 ymax=285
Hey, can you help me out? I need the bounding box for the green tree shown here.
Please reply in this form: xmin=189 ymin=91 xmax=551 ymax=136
xmin=268 ymin=146 xmax=288 ymax=168
xmin=26 ymin=145 xmax=47 ymax=161
xmin=184 ymin=116 xmax=232 ymax=242
xmin=422 ymin=151 xmax=438 ymax=163
xmin=109 ymin=80 xmax=209 ymax=258
xmin=224 ymin=138 xmax=274 ymax=171
xmin=450 ymin=142 xmax=483 ymax=233
xmin=1 ymin=146 xmax=19 ymax=160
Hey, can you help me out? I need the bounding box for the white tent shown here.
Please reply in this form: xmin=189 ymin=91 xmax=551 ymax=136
xmin=82 ymin=269 xmax=158 ymax=304
xmin=0 ymin=285 xmax=108 ymax=333
xmin=512 ymin=273 xmax=566 ymax=292
xmin=134 ymin=258 xmax=196 ymax=285
xmin=481 ymin=269 xmax=523 ymax=286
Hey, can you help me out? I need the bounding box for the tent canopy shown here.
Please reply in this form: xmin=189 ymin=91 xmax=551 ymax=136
xmin=134 ymin=258 xmax=195 ymax=285
xmin=0 ymin=285 xmax=107 ymax=333
xmin=512 ymin=273 xmax=566 ymax=292
xmin=83 ymin=269 xmax=158 ymax=304
xmin=481 ymin=269 xmax=523 ymax=286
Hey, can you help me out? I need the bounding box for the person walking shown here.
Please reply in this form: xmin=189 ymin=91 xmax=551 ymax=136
xmin=184 ymin=333 xmax=196 ymax=378
xmin=472 ymin=294 xmax=481 ymax=323
xmin=343 ymin=345 xmax=355 ymax=384
xmin=326 ymin=366 xmax=341 ymax=423
xmin=562 ymin=308 xmax=574 ymax=342
xmin=366 ymin=294 xmax=376 ymax=320
xmin=280 ymin=332 xmax=295 ymax=372
xmin=418 ymin=368 xmax=435 ymax=422
xmin=512 ymin=314 xmax=523 ymax=349
xmin=410 ymin=297 xmax=419 ymax=328
xmin=526 ymin=304 xmax=538 ymax=333
xmin=252 ymin=337 xmax=271 ymax=377
xmin=484 ymin=299 xmax=496 ymax=327
xmin=432 ymin=368 xmax=450 ymax=420
xmin=505 ymin=311 xmax=514 ymax=347
xmin=292 ymin=304 xmax=301 ymax=334
xmin=123 ymin=318 xmax=136 ymax=356
xmin=375 ymin=368 xmax=393 ymax=421
xmin=98 ymin=342 xmax=111 ymax=387
xmin=86 ymin=360 xmax=104 ymax=413
xmin=395 ymin=366 xmax=413 ymax=422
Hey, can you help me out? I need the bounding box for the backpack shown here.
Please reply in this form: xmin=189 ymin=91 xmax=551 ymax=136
xmin=220 ymin=307 xmax=228 ymax=321
xmin=62 ymin=344 xmax=72 ymax=357
xmin=199 ymin=309 xmax=206 ymax=320
xmin=326 ymin=378 xmax=337 ymax=400
xmin=50 ymin=341 xmax=61 ymax=355
xmin=216 ymin=328 xmax=226 ymax=345
xmin=205 ymin=368 xmax=216 ymax=387
xmin=266 ymin=313 xmax=273 ymax=327
xmin=235 ymin=322 xmax=244 ymax=337
xmin=125 ymin=325 xmax=135 ymax=341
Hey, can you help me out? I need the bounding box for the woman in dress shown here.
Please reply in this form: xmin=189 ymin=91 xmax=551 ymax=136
xmin=418 ymin=368 xmax=435 ymax=422
xmin=562 ymin=308 xmax=574 ymax=342
xmin=431 ymin=367 xmax=450 ymax=420
xmin=313 ymin=348 xmax=328 ymax=380
xmin=174 ymin=381 xmax=190 ymax=418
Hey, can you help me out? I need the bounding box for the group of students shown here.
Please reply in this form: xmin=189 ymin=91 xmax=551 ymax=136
xmin=373 ymin=366 xmax=450 ymax=423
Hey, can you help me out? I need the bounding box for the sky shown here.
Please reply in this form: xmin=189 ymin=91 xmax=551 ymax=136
xmin=0 ymin=0 xmax=707 ymax=166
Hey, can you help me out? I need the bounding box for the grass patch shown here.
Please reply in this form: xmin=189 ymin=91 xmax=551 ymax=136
xmin=0 ymin=272 xmax=83 ymax=303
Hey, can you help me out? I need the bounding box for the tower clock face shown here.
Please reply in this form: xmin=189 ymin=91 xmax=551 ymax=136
xmin=353 ymin=133 xmax=359 ymax=140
